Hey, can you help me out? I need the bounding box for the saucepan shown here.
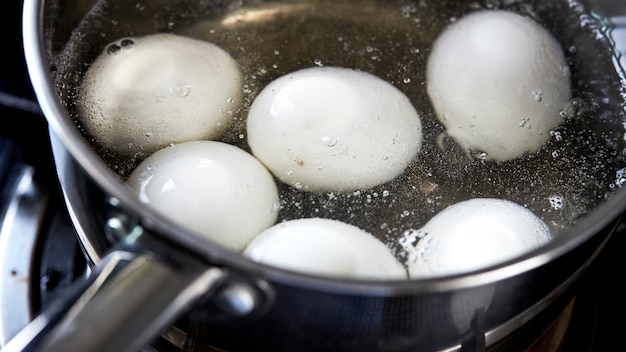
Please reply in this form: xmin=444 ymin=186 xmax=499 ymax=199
xmin=8 ymin=0 xmax=626 ymax=351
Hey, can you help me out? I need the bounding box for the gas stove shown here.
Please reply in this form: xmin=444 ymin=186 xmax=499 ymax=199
xmin=1 ymin=0 xmax=625 ymax=351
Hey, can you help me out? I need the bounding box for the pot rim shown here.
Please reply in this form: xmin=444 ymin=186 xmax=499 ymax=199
xmin=22 ymin=0 xmax=626 ymax=295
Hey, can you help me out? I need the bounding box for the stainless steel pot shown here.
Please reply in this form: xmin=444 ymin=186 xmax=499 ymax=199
xmin=8 ymin=0 xmax=626 ymax=351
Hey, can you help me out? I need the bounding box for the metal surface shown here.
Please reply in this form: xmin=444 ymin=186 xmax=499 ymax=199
xmin=2 ymin=231 xmax=229 ymax=352
xmin=15 ymin=0 xmax=626 ymax=351
xmin=0 ymin=165 xmax=47 ymax=345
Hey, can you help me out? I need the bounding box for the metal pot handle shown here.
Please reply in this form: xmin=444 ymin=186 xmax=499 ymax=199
xmin=1 ymin=233 xmax=227 ymax=352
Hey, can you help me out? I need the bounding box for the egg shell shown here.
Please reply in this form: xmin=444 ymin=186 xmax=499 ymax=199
xmin=78 ymin=33 xmax=243 ymax=156
xmin=247 ymin=66 xmax=422 ymax=193
xmin=426 ymin=10 xmax=571 ymax=161
xmin=243 ymin=218 xmax=408 ymax=280
xmin=404 ymin=198 xmax=553 ymax=278
xmin=126 ymin=141 xmax=279 ymax=251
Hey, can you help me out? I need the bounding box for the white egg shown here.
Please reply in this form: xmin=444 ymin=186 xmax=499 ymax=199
xmin=126 ymin=141 xmax=279 ymax=252
xmin=246 ymin=66 xmax=422 ymax=193
xmin=401 ymin=198 xmax=553 ymax=278
xmin=78 ymin=33 xmax=243 ymax=156
xmin=426 ymin=10 xmax=571 ymax=161
xmin=243 ymin=218 xmax=408 ymax=280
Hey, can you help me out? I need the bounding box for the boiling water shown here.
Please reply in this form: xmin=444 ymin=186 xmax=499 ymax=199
xmin=55 ymin=0 xmax=626 ymax=257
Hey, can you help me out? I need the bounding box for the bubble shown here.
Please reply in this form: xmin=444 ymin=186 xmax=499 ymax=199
xmin=615 ymin=168 xmax=626 ymax=188
xmin=398 ymin=229 xmax=427 ymax=262
xmin=549 ymin=196 xmax=564 ymax=210
xmin=170 ymin=84 xmax=191 ymax=97
xmin=106 ymin=44 xmax=121 ymax=55
xmin=120 ymin=39 xmax=135 ymax=47
xmin=322 ymin=136 xmax=338 ymax=147
xmin=550 ymin=130 xmax=563 ymax=141
xmin=518 ymin=116 xmax=531 ymax=128
xmin=401 ymin=4 xmax=416 ymax=17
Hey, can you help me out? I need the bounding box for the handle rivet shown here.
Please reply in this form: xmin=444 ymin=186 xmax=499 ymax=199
xmin=216 ymin=283 xmax=257 ymax=317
